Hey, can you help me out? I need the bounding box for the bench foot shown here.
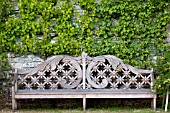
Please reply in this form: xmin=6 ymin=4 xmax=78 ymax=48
xmin=165 ymin=91 xmax=169 ymax=112
xmin=151 ymin=97 xmax=156 ymax=111
xmin=12 ymin=99 xmax=17 ymax=112
xmin=83 ymin=95 xmax=86 ymax=112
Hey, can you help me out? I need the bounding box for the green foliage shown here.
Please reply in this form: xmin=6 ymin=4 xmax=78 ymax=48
xmin=154 ymin=44 xmax=170 ymax=109
xmin=154 ymin=45 xmax=170 ymax=95
xmin=0 ymin=0 xmax=170 ymax=69
xmin=0 ymin=0 xmax=13 ymax=23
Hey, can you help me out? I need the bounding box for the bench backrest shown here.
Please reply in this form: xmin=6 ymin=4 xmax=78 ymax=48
xmin=14 ymin=52 xmax=154 ymax=91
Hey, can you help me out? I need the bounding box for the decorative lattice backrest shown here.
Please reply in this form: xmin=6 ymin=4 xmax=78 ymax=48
xmin=15 ymin=52 xmax=153 ymax=91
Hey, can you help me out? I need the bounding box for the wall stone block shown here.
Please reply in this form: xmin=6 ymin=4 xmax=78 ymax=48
xmin=8 ymin=53 xmax=44 ymax=69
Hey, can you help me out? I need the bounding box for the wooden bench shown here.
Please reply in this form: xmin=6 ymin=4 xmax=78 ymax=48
xmin=12 ymin=52 xmax=156 ymax=111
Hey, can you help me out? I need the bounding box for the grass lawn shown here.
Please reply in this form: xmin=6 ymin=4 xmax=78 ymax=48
xmin=0 ymin=107 xmax=168 ymax=113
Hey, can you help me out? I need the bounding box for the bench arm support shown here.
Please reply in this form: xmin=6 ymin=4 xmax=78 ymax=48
xmin=12 ymin=69 xmax=18 ymax=86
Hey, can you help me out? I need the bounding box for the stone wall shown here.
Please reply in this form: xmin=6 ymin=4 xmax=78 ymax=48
xmin=7 ymin=53 xmax=44 ymax=70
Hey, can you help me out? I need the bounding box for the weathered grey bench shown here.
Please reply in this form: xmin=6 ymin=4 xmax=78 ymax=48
xmin=12 ymin=52 xmax=156 ymax=111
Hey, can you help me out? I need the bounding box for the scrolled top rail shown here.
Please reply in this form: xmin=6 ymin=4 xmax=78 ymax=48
xmin=86 ymin=54 xmax=153 ymax=89
xmin=17 ymin=55 xmax=82 ymax=75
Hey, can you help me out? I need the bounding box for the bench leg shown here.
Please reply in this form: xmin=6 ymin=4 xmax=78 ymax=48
xmin=12 ymin=98 xmax=17 ymax=112
xmin=12 ymin=85 xmax=17 ymax=112
xmin=83 ymin=95 xmax=86 ymax=112
xmin=151 ymin=97 xmax=156 ymax=111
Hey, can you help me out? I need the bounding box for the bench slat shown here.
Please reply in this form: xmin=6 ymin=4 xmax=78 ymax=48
xmin=16 ymin=89 xmax=154 ymax=95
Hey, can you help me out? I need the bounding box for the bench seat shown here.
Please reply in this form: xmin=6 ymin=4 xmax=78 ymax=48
xmin=16 ymin=89 xmax=154 ymax=95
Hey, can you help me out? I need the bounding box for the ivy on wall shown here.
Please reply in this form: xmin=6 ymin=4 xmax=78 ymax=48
xmin=0 ymin=0 xmax=13 ymax=70
xmin=0 ymin=0 xmax=170 ymax=69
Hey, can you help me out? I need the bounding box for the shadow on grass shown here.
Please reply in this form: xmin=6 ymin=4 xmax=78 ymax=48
xmin=13 ymin=98 xmax=160 ymax=113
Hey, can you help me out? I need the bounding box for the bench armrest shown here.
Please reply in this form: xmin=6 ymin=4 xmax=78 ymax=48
xmin=11 ymin=69 xmax=18 ymax=86
xmin=150 ymin=68 xmax=155 ymax=90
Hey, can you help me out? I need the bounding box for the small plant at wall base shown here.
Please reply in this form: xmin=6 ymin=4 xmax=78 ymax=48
xmin=0 ymin=1 xmax=13 ymax=108
xmin=0 ymin=54 xmax=10 ymax=79
xmin=0 ymin=53 xmax=12 ymax=108
xmin=154 ymin=44 xmax=170 ymax=109
xmin=0 ymin=0 xmax=13 ymax=93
